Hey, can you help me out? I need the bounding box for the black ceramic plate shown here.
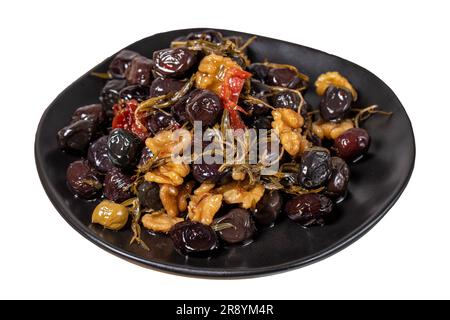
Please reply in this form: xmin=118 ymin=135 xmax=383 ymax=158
xmin=35 ymin=28 xmax=415 ymax=277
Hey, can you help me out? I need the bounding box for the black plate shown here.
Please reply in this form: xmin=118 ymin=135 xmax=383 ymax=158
xmin=35 ymin=28 xmax=415 ymax=277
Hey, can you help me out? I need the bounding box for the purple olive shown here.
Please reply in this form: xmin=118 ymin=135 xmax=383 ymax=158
xmin=266 ymin=68 xmax=303 ymax=89
xmin=169 ymin=221 xmax=219 ymax=255
xmin=119 ymin=84 xmax=150 ymax=102
xmin=319 ymin=86 xmax=353 ymax=121
xmin=325 ymin=157 xmax=350 ymax=198
xmin=66 ymin=160 xmax=102 ymax=199
xmin=108 ymin=50 xmax=140 ymax=78
xmin=285 ymin=193 xmax=333 ymax=226
xmin=215 ymin=208 xmax=256 ymax=244
xmin=87 ymin=136 xmax=114 ymax=173
xmin=153 ymin=48 xmax=197 ymax=78
xmin=147 ymin=111 xmax=179 ymax=135
xmin=186 ymin=89 xmax=223 ymax=127
xmin=137 ymin=181 xmax=163 ymax=210
xmin=103 ymin=167 xmax=134 ymax=203
xmin=71 ymin=104 xmax=105 ymax=127
xmin=100 ymin=79 xmax=127 ymax=112
xmin=57 ymin=120 xmax=95 ymax=154
xmin=253 ymin=190 xmax=283 ymax=226
xmin=247 ymin=64 xmax=270 ymax=82
xmin=125 ymin=55 xmax=153 ymax=86
xmin=149 ymin=77 xmax=186 ymax=98
xmin=270 ymin=91 xmax=301 ymax=110
xmin=334 ymin=128 xmax=371 ymax=162
xmin=298 ymin=147 xmax=332 ymax=189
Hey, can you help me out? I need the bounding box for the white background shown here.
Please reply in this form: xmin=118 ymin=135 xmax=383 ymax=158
xmin=1 ymin=0 xmax=449 ymax=299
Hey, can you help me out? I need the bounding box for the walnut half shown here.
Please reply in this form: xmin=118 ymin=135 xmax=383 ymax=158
xmin=188 ymin=182 xmax=223 ymax=225
xmin=315 ymin=71 xmax=357 ymax=101
xmin=272 ymin=108 xmax=310 ymax=157
xmin=141 ymin=211 xmax=183 ymax=233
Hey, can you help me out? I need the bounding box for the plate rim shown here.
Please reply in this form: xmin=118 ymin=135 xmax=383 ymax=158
xmin=34 ymin=27 xmax=416 ymax=278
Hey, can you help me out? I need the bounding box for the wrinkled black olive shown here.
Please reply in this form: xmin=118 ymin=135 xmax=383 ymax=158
xmin=108 ymin=50 xmax=140 ymax=78
xmin=107 ymin=128 xmax=142 ymax=169
xmin=125 ymin=55 xmax=153 ymax=86
xmin=100 ymin=79 xmax=127 ymax=111
xmin=270 ymin=91 xmax=300 ymax=110
xmin=249 ymin=79 xmax=271 ymax=97
xmin=119 ymin=84 xmax=150 ymax=102
xmin=149 ymin=77 xmax=186 ymax=98
xmin=240 ymin=97 xmax=270 ymax=117
xmin=169 ymin=221 xmax=219 ymax=255
xmin=87 ymin=136 xmax=114 ymax=173
xmin=298 ymin=147 xmax=331 ymax=189
xmin=186 ymin=30 xmax=224 ymax=44
xmin=71 ymin=104 xmax=105 ymax=127
xmin=137 ymin=181 xmax=163 ymax=210
xmin=170 ymin=94 xmax=191 ymax=124
xmin=215 ymin=208 xmax=256 ymax=244
xmin=103 ymin=167 xmax=134 ymax=202
xmin=285 ymin=193 xmax=333 ymax=226
xmin=66 ymin=160 xmax=102 ymax=199
xmin=334 ymin=128 xmax=370 ymax=162
xmin=266 ymin=68 xmax=303 ymax=89
xmin=325 ymin=157 xmax=350 ymax=198
xmin=319 ymin=86 xmax=353 ymax=121
xmin=138 ymin=147 xmax=153 ymax=168
xmin=192 ymin=163 xmax=223 ymax=183
xmin=247 ymin=115 xmax=272 ymax=130
xmin=253 ymin=190 xmax=283 ymax=226
xmin=186 ymin=89 xmax=223 ymax=127
xmin=247 ymin=64 xmax=270 ymax=82
xmin=153 ymin=48 xmax=197 ymax=78
xmin=57 ymin=120 xmax=95 ymax=153
xmin=147 ymin=111 xmax=179 ymax=135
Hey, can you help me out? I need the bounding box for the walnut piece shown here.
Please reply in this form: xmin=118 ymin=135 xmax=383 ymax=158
xmin=271 ymin=108 xmax=310 ymax=157
xmin=315 ymin=71 xmax=357 ymax=101
xmin=188 ymin=182 xmax=223 ymax=225
xmin=141 ymin=211 xmax=183 ymax=233
xmin=159 ymin=184 xmax=179 ymax=217
xmin=145 ymin=129 xmax=191 ymax=158
xmin=216 ymin=182 xmax=265 ymax=209
xmin=195 ymin=53 xmax=242 ymax=95
xmin=144 ymin=161 xmax=190 ymax=186
xmin=312 ymin=119 xmax=354 ymax=140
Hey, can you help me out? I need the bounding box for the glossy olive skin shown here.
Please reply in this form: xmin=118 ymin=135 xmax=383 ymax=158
xmin=325 ymin=157 xmax=350 ymax=198
xmin=108 ymin=50 xmax=140 ymax=78
xmin=266 ymin=68 xmax=303 ymax=89
xmin=103 ymin=167 xmax=134 ymax=203
xmin=247 ymin=64 xmax=270 ymax=82
xmin=170 ymin=94 xmax=191 ymax=123
xmin=100 ymin=79 xmax=127 ymax=111
xmin=270 ymin=91 xmax=300 ymax=110
xmin=215 ymin=208 xmax=256 ymax=244
xmin=285 ymin=193 xmax=333 ymax=226
xmin=125 ymin=55 xmax=153 ymax=86
xmin=92 ymin=200 xmax=129 ymax=230
xmin=192 ymin=163 xmax=223 ymax=183
xmin=71 ymin=104 xmax=105 ymax=127
xmin=149 ymin=77 xmax=186 ymax=98
xmin=334 ymin=128 xmax=371 ymax=162
xmin=57 ymin=120 xmax=95 ymax=153
xmin=186 ymin=89 xmax=223 ymax=127
xmin=249 ymin=79 xmax=272 ymax=97
xmin=87 ymin=136 xmax=114 ymax=173
xmin=247 ymin=115 xmax=272 ymax=130
xmin=119 ymin=84 xmax=150 ymax=102
xmin=169 ymin=221 xmax=219 ymax=255
xmin=66 ymin=160 xmax=102 ymax=199
xmin=137 ymin=181 xmax=163 ymax=210
xmin=298 ymin=147 xmax=332 ymax=189
xmin=147 ymin=111 xmax=179 ymax=135
xmin=186 ymin=29 xmax=223 ymax=44
xmin=319 ymin=86 xmax=353 ymax=121
xmin=253 ymin=190 xmax=283 ymax=226
xmin=153 ymin=48 xmax=197 ymax=78
xmin=240 ymin=96 xmax=270 ymax=117
xmin=107 ymin=128 xmax=143 ymax=169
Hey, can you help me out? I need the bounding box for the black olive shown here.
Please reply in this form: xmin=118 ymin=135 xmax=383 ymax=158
xmin=57 ymin=120 xmax=95 ymax=153
xmin=270 ymin=91 xmax=300 ymax=110
xmin=119 ymin=84 xmax=150 ymax=102
xmin=66 ymin=160 xmax=102 ymax=199
xmin=170 ymin=94 xmax=191 ymax=124
xmin=87 ymin=136 xmax=114 ymax=173
xmin=137 ymin=181 xmax=163 ymax=210
xmin=325 ymin=157 xmax=350 ymax=198
xmin=266 ymin=68 xmax=303 ymax=89
xmin=186 ymin=89 xmax=223 ymax=127
xmin=103 ymin=167 xmax=134 ymax=202
xmin=249 ymin=79 xmax=271 ymax=97
xmin=247 ymin=115 xmax=272 ymax=130
xmin=285 ymin=193 xmax=333 ymax=226
xmin=334 ymin=128 xmax=370 ymax=162
xmin=108 ymin=50 xmax=140 ymax=78
xmin=247 ymin=64 xmax=270 ymax=82
xmin=253 ymin=190 xmax=283 ymax=226
xmin=107 ymin=128 xmax=142 ymax=169
xmin=169 ymin=221 xmax=219 ymax=255
xmin=215 ymin=208 xmax=256 ymax=244
xmin=153 ymin=48 xmax=197 ymax=78
xmin=186 ymin=30 xmax=224 ymax=44
xmin=71 ymin=104 xmax=105 ymax=127
xmin=138 ymin=147 xmax=153 ymax=168
xmin=192 ymin=163 xmax=224 ymax=183
xmin=240 ymin=97 xmax=270 ymax=117
xmin=100 ymin=79 xmax=127 ymax=112
xmin=125 ymin=55 xmax=153 ymax=86
xmin=319 ymin=86 xmax=353 ymax=121
xmin=149 ymin=77 xmax=186 ymax=98
xmin=298 ymin=147 xmax=332 ymax=189
xmin=147 ymin=111 xmax=179 ymax=135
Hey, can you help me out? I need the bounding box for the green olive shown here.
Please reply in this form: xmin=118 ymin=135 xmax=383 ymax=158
xmin=92 ymin=200 xmax=129 ymax=230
